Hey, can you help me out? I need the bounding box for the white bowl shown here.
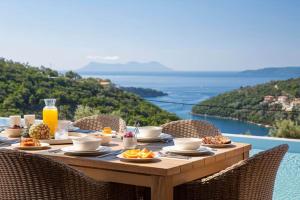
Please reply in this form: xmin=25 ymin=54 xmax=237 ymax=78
xmin=138 ymin=126 xmax=162 ymax=138
xmin=5 ymin=128 xmax=23 ymax=138
xmin=173 ymin=138 xmax=202 ymax=150
xmin=72 ymin=137 xmax=101 ymax=151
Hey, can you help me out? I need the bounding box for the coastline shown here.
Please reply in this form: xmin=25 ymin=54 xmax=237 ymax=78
xmin=190 ymin=112 xmax=272 ymax=129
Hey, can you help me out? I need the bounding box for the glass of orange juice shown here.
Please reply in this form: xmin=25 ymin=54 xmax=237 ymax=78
xmin=43 ymin=99 xmax=58 ymax=138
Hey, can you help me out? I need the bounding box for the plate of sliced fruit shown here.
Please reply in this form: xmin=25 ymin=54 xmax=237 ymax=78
xmin=201 ymin=135 xmax=234 ymax=148
xmin=117 ymin=148 xmax=160 ymax=163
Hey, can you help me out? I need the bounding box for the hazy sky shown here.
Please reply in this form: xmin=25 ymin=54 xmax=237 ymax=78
xmin=0 ymin=0 xmax=299 ymax=71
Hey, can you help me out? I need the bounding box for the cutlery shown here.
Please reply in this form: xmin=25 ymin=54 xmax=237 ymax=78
xmin=97 ymin=150 xmax=123 ymax=158
xmin=158 ymin=151 xmax=191 ymax=160
xmin=48 ymin=149 xmax=62 ymax=153
xmin=133 ymin=121 xmax=140 ymax=135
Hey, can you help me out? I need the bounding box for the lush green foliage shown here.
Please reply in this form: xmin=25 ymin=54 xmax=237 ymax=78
xmin=192 ymin=78 xmax=300 ymax=126
xmin=121 ymin=87 xmax=167 ymax=97
xmin=0 ymin=58 xmax=179 ymax=126
xmin=270 ymin=120 xmax=300 ymax=139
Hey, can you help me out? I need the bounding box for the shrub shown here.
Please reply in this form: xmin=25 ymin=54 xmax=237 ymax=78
xmin=269 ymin=120 xmax=300 ymax=139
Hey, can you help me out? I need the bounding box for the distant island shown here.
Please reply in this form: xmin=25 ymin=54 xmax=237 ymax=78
xmin=238 ymin=66 xmax=300 ymax=77
xmin=121 ymin=87 xmax=168 ymax=98
xmin=77 ymin=61 xmax=172 ymax=73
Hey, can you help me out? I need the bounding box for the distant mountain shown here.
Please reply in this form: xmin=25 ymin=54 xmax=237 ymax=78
xmin=77 ymin=61 xmax=172 ymax=73
xmin=239 ymin=66 xmax=300 ymax=77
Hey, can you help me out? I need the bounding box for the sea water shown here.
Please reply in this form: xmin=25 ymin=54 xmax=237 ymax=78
xmin=83 ymin=71 xmax=291 ymax=136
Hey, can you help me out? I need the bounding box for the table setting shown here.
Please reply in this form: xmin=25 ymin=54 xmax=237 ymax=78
xmin=0 ymin=115 xmax=236 ymax=163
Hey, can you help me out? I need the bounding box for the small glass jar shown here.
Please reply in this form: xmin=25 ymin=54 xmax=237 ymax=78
xmin=122 ymin=131 xmax=137 ymax=149
xmin=24 ymin=114 xmax=35 ymax=128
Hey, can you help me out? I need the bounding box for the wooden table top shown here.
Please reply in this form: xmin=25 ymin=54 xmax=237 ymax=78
xmin=10 ymin=138 xmax=251 ymax=176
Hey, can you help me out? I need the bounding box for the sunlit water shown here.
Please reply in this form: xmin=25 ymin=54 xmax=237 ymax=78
xmin=251 ymin=149 xmax=300 ymax=199
xmin=84 ymin=71 xmax=290 ymax=136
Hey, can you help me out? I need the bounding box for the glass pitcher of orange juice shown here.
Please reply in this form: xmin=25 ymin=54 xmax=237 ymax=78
xmin=43 ymin=99 xmax=58 ymax=138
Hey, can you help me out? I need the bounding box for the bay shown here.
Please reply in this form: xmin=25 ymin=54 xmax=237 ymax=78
xmin=82 ymin=71 xmax=291 ymax=136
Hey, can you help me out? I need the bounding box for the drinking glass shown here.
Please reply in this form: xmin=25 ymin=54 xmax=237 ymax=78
xmin=24 ymin=114 xmax=35 ymax=128
xmin=55 ymin=120 xmax=70 ymax=140
xmin=43 ymin=99 xmax=58 ymax=138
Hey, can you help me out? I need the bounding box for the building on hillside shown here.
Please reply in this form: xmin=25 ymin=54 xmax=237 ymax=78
xmin=97 ymin=79 xmax=112 ymax=87
xmin=291 ymin=98 xmax=300 ymax=107
xmin=263 ymin=95 xmax=275 ymax=103
xmin=277 ymin=96 xmax=289 ymax=104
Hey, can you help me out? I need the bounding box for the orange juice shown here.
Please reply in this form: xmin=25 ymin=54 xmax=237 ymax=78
xmin=43 ymin=108 xmax=58 ymax=137
xmin=43 ymin=99 xmax=58 ymax=138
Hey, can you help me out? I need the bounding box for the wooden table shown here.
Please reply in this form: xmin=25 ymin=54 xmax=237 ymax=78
xmin=4 ymin=138 xmax=251 ymax=200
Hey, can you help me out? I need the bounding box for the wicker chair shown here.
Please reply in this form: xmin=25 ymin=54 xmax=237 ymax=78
xmin=161 ymin=120 xmax=221 ymax=138
xmin=73 ymin=115 xmax=127 ymax=133
xmin=173 ymin=144 xmax=288 ymax=200
xmin=0 ymin=149 xmax=136 ymax=200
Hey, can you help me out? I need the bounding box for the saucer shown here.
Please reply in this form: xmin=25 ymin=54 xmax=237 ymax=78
xmin=137 ymin=133 xmax=172 ymax=142
xmin=12 ymin=143 xmax=50 ymax=150
xmin=202 ymin=143 xmax=234 ymax=148
xmin=61 ymin=146 xmax=111 ymax=156
xmin=162 ymin=146 xmax=212 ymax=155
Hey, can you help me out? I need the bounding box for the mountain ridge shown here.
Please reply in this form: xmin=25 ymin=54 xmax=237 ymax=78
xmin=239 ymin=66 xmax=300 ymax=77
xmin=77 ymin=61 xmax=172 ymax=73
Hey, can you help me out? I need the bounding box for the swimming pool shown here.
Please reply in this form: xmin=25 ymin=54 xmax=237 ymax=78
xmin=1 ymin=118 xmax=299 ymax=199
xmin=225 ymin=133 xmax=300 ymax=200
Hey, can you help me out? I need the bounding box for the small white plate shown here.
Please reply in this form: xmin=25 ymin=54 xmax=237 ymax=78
xmin=162 ymin=146 xmax=212 ymax=155
xmin=202 ymin=143 xmax=233 ymax=148
xmin=137 ymin=133 xmax=172 ymax=142
xmin=117 ymin=154 xmax=160 ymax=163
xmin=61 ymin=146 xmax=111 ymax=156
xmin=11 ymin=143 xmax=50 ymax=150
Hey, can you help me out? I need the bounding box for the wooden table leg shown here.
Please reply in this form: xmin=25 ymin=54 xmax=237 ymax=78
xmin=151 ymin=176 xmax=173 ymax=200
xmin=243 ymin=151 xmax=250 ymax=159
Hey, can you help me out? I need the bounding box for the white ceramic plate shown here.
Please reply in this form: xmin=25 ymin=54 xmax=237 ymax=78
xmin=61 ymin=146 xmax=111 ymax=156
xmin=117 ymin=154 xmax=160 ymax=163
xmin=202 ymin=143 xmax=233 ymax=148
xmin=137 ymin=133 xmax=172 ymax=142
xmin=11 ymin=143 xmax=50 ymax=150
xmin=40 ymin=136 xmax=80 ymax=145
xmin=162 ymin=146 xmax=212 ymax=155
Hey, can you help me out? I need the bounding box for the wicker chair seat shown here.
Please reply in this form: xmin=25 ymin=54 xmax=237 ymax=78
xmin=73 ymin=115 xmax=127 ymax=133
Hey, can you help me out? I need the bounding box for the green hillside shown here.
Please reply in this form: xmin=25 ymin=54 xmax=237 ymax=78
xmin=0 ymin=58 xmax=179 ymax=126
xmin=192 ymin=78 xmax=300 ymax=126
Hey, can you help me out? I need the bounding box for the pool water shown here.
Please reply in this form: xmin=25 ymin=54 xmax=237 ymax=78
xmin=251 ymin=149 xmax=300 ymax=199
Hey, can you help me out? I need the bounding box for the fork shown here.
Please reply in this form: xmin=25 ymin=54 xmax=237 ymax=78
xmin=97 ymin=149 xmax=123 ymax=158
xmin=158 ymin=151 xmax=191 ymax=160
xmin=48 ymin=149 xmax=62 ymax=153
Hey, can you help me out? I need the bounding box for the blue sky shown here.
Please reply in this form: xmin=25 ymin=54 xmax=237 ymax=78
xmin=0 ymin=0 xmax=299 ymax=71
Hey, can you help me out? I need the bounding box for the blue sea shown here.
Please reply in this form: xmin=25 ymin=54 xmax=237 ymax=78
xmin=83 ymin=71 xmax=292 ymax=136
